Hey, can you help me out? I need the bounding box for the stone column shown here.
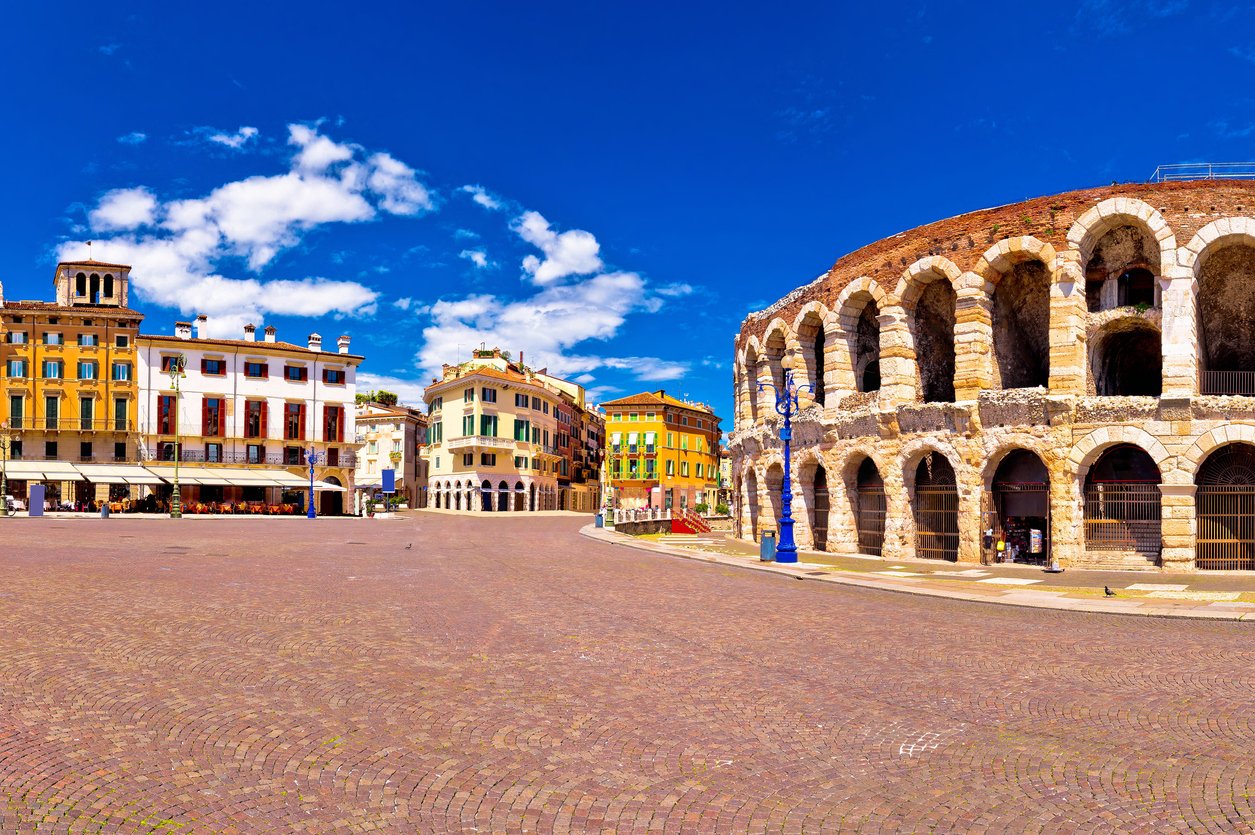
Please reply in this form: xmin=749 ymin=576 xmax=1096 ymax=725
xmin=1159 ymin=483 xmax=1196 ymax=570
xmin=953 ymin=272 xmax=993 ymax=402
xmin=1049 ymin=253 xmax=1087 ymax=395
xmin=1161 ymin=264 xmax=1198 ymax=398
xmin=1050 ymin=471 xmax=1083 ymax=568
xmin=882 ymin=461 xmax=911 ymax=560
xmin=877 ymin=304 xmax=916 ymax=406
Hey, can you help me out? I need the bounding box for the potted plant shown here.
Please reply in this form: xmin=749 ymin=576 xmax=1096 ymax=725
xmin=365 ymin=499 xmax=377 ymax=518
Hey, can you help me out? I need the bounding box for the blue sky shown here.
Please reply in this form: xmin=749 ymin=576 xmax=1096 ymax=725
xmin=2 ymin=1 xmax=1253 ymax=425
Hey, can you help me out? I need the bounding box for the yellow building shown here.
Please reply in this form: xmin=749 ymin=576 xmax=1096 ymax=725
xmin=602 ymin=390 xmax=721 ymax=511
xmin=0 ymin=260 xmax=143 ymax=506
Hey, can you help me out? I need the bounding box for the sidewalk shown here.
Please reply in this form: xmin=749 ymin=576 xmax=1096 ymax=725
xmin=580 ymin=525 xmax=1255 ymax=621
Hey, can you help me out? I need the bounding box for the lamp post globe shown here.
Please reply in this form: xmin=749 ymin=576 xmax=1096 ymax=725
xmin=757 ymin=369 xmax=813 ymax=563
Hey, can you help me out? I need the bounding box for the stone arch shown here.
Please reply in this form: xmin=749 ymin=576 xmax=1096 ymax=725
xmin=795 ymin=448 xmax=832 ymax=550
xmin=1181 ymin=424 xmax=1255 ymax=478
xmin=1068 ymin=197 xmax=1178 ymax=279
xmin=896 ymin=257 xmax=961 ymax=403
xmin=761 ymin=319 xmax=791 ymax=398
xmin=840 ymin=450 xmax=887 ymax=557
xmin=975 ymin=237 xmax=1056 ymax=390
xmin=1089 ymin=317 xmax=1162 ymax=397
xmin=791 ymin=301 xmax=831 ymax=407
xmin=1069 ymin=426 xmax=1173 ymax=484
xmin=1184 ymin=219 xmax=1255 ymax=394
xmin=1069 ymin=202 xmax=1172 ymax=314
xmin=740 ymin=336 xmax=763 ymax=423
xmin=742 ymin=463 xmax=760 ymax=540
xmin=834 ymin=277 xmax=889 ymax=394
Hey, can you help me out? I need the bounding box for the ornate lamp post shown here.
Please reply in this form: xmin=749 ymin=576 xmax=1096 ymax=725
xmin=758 ymin=369 xmax=813 ymax=563
xmin=0 ymin=421 xmax=11 ymax=512
xmin=169 ymin=354 xmax=186 ymax=518
xmin=305 ymin=444 xmax=323 ymax=519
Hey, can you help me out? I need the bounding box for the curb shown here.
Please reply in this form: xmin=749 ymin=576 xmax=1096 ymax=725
xmin=578 ymin=525 xmax=1255 ymax=622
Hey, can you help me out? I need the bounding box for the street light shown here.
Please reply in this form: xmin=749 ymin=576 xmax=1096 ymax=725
xmin=758 ymin=368 xmax=814 ymax=563
xmin=168 ymin=354 xmax=186 ymax=519
xmin=305 ymin=444 xmax=323 ymax=519
xmin=0 ymin=421 xmax=11 ymax=513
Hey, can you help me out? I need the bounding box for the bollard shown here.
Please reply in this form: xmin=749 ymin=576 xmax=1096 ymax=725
xmin=760 ymin=529 xmax=776 ymax=562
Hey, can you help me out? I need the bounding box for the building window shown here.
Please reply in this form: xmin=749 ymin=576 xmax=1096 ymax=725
xmin=464 ymin=387 xmax=475 ymax=403
xmin=7 ymin=331 xmax=27 ymax=344
xmin=244 ymin=361 xmax=268 ymax=378
xmin=114 ymin=398 xmax=128 ymax=431
xmin=514 ymin=455 xmax=525 ymax=468
xmin=284 ymin=403 xmax=305 ymax=440
xmin=203 ymin=397 xmax=223 ymax=436
xmin=327 ymin=447 xmax=339 ymax=467
xmin=78 ymin=333 xmax=99 ymax=347
xmin=696 ymin=463 xmax=704 ymax=478
xmin=481 ymin=387 xmax=497 ymax=403
xmin=514 ymin=419 xmax=531 ymax=441
xmin=202 ymin=358 xmax=227 ymax=376
xmin=542 ymin=402 xmax=549 ymax=415
xmin=646 ymin=459 xmax=656 ymax=477
xmin=205 ymin=443 xmax=223 ymax=463
xmin=158 ymin=395 xmax=176 ymax=435
xmin=284 ymin=446 xmax=302 ymax=465
xmin=6 ymin=360 xmax=26 ymax=378
xmin=514 ymin=393 xmax=529 ymax=408
xmin=480 ymin=453 xmax=496 ymax=466
xmin=666 ymin=459 xmax=675 ymax=476
xmin=44 ymin=396 xmax=59 ymax=430
xmin=285 ymin=365 xmax=307 ymax=381
xmin=79 ymin=397 xmax=94 ymax=430
xmin=45 ymin=441 xmax=57 ymax=459
xmin=77 ymin=361 xmax=97 ymax=380
xmin=430 ymin=396 xmax=443 ymax=410
xmin=646 ymin=412 xmax=655 ymax=420
xmin=247 ymin=444 xmax=264 ymax=464
xmin=114 ymin=442 xmax=126 ymax=461
xmin=42 ymin=360 xmax=62 ymax=379
xmin=43 ymin=332 xmax=63 ymax=346
xmin=115 ymin=334 xmax=129 ymax=348
xmin=111 ymin=362 xmax=131 ymax=381
xmin=324 ymin=405 xmax=343 ymax=442
xmin=245 ymin=400 xmax=266 ymax=438
xmin=463 ymin=453 xmax=473 ymax=466
xmin=160 ymin=356 xmax=183 ymax=373
xmin=681 ymin=461 xmax=690 ymax=477
xmin=462 ymin=415 xmax=475 ymax=436
xmin=323 ymin=368 xmax=345 ymax=384
xmin=430 ymin=422 xmax=443 ymax=443
xmin=8 ymin=395 xmax=23 ymax=429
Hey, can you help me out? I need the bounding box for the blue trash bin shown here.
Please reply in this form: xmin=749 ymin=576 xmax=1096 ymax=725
xmin=760 ymin=529 xmax=776 ymax=562
xmin=595 ymin=512 xmax=604 ymax=529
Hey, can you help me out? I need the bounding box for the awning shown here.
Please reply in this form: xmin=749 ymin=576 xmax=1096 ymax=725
xmin=313 ymin=480 xmax=346 ymax=492
xmin=0 ymin=462 xmax=50 ymax=480
xmin=645 ymin=432 xmax=656 ymax=444
xmin=76 ymin=464 xmax=169 ymax=485
xmin=628 ymin=432 xmax=639 ymax=444
xmin=611 ymin=432 xmax=621 ymax=444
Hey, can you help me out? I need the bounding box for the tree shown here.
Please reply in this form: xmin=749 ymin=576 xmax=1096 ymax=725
xmin=376 ymin=390 xmax=399 ymax=406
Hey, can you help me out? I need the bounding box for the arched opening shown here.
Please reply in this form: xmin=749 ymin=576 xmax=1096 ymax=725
xmin=912 ymin=452 xmax=958 ymax=561
xmin=853 ymin=457 xmax=885 ymax=557
xmin=1117 ymin=268 xmax=1154 ymax=308
xmin=497 ymin=480 xmax=510 ymax=512
xmin=1084 ymin=224 xmax=1159 ymax=313
xmin=465 ymin=486 xmax=474 ymax=510
xmin=89 ymin=273 xmax=101 ymax=304
xmin=743 ymin=346 xmax=761 ymax=422
xmin=453 ymin=481 xmax=462 ymax=510
xmin=481 ymin=480 xmax=494 ymax=512
xmin=745 ymin=469 xmax=759 ymax=540
xmin=514 ymin=482 xmax=526 ymax=512
xmin=989 ymin=450 xmax=1050 ymax=565
xmin=796 ymin=311 xmax=826 ymax=407
xmin=808 ymin=463 xmax=829 ymax=550
xmin=75 ymin=272 xmax=86 ymax=297
xmin=853 ymin=302 xmax=881 ymax=393
xmin=911 ymin=279 xmax=956 ymax=403
xmin=992 ymin=259 xmax=1050 ymax=389
xmin=104 ymin=274 xmax=115 ymax=299
xmin=1198 ymin=243 xmax=1255 ymax=395
xmin=764 ymin=463 xmax=784 ymax=533
xmin=1083 ymin=444 xmax=1161 ymax=561
xmin=1196 ymin=443 xmax=1255 ymax=570
xmin=529 ymin=482 xmax=537 ymax=512
xmin=319 ymin=476 xmax=344 ymax=515
xmin=1091 ymin=320 xmax=1162 ymax=396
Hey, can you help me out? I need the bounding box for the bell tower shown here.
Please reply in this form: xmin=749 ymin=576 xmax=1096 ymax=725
xmin=54 ymin=259 xmax=131 ymax=308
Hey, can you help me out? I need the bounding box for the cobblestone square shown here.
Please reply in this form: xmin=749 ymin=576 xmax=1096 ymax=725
xmin=1 ymin=513 xmax=1253 ymax=832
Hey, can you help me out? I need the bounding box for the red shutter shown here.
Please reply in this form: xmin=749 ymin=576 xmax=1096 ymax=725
xmin=201 ymin=398 xmax=210 ymax=436
xmin=261 ymin=363 xmax=269 ymax=379
xmin=298 ymin=403 xmax=306 ymax=440
xmin=337 ymin=407 xmax=344 ymax=442
xmin=322 ymin=368 xmax=329 ymax=383
xmin=200 ymin=358 xmax=208 ymax=374
xmin=302 ymin=367 xmax=309 ymax=382
xmin=260 ymin=400 xmax=268 ymax=438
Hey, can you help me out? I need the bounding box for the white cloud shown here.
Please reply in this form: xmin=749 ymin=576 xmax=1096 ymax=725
xmin=62 ymin=124 xmax=436 ymax=327
xmin=357 ymin=372 xmax=429 ymax=406
xmin=459 ymin=248 xmax=492 ymax=269
xmin=458 ymin=184 xmax=502 ymax=210
xmin=656 ymin=282 xmax=694 ymax=297
xmin=393 ymin=297 xmax=413 ymax=311
xmin=454 ymin=228 xmax=479 ymax=240
xmin=513 ymin=211 xmax=602 ymax=285
xmin=207 ymin=126 xmax=259 ymax=149
xmin=89 ymin=187 xmax=158 ymax=231
xmin=117 ymin=132 xmax=147 ymax=145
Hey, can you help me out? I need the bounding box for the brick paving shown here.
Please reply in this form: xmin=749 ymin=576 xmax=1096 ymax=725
xmin=1 ymin=514 xmax=1254 ymax=832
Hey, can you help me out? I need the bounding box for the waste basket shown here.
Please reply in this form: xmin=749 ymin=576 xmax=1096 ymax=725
xmin=595 ymin=512 xmax=604 ymax=529
xmin=760 ymin=529 xmax=776 ymax=562
xmin=100 ymin=503 xmax=109 ymax=519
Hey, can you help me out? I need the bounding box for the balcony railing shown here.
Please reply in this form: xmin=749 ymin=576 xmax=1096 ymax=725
xmin=147 ymin=449 xmax=358 ymax=466
xmin=446 ymin=435 xmax=516 ymax=451
xmin=9 ymin=419 xmax=134 ymax=432
xmin=1148 ymin=162 xmax=1255 ymax=183
xmin=1200 ymin=370 xmax=1255 ymax=396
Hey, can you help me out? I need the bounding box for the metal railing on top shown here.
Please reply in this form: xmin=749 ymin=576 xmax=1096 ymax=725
xmin=1200 ymin=370 xmax=1255 ymax=396
xmin=1148 ymin=162 xmax=1255 ymax=183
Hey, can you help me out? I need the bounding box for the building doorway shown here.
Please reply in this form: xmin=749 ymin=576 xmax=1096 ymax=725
xmin=1196 ymin=443 xmax=1255 ymax=570
xmin=854 ymin=457 xmax=885 ymax=557
xmin=989 ymin=450 xmax=1050 ymax=565
xmin=913 ymin=453 xmax=959 ymax=561
xmin=811 ymin=464 xmax=829 ymax=551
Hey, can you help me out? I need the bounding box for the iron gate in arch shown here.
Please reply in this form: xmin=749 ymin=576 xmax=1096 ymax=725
xmin=1196 ymin=444 xmax=1255 ymax=570
xmin=854 ymin=458 xmax=885 ymax=557
xmin=1083 ymin=483 xmax=1161 ymax=554
xmin=913 ymin=453 xmax=959 ymax=561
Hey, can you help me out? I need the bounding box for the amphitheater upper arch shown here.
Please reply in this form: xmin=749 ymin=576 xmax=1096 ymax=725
xmin=1068 ymin=426 xmax=1173 ymax=481
xmin=1068 ymin=197 xmax=1178 ymax=274
xmin=894 ymin=256 xmax=962 ymax=307
xmin=1181 ymin=424 xmax=1255 ymax=477
xmin=834 ymin=276 xmax=892 ymax=317
xmin=790 ymin=300 xmax=833 ymax=339
xmin=973 ymin=236 xmax=1058 ymax=284
xmin=1180 ymin=217 xmax=1255 ymax=275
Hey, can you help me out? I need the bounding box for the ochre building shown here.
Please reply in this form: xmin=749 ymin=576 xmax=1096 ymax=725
xmin=731 ymin=180 xmax=1255 ymax=571
xmin=603 ymin=390 xmax=721 ymax=511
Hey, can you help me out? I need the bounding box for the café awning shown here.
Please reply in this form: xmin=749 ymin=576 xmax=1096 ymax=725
xmin=76 ymin=464 xmax=169 ymax=485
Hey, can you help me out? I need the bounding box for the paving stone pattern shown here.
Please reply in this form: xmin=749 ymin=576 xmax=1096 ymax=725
xmin=1 ymin=514 xmax=1254 ymax=832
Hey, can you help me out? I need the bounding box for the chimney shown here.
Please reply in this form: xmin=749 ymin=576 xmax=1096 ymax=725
xmin=337 ymin=335 xmax=351 ymax=355
xmin=264 ymin=325 xmax=277 ymax=343
xmin=243 ymin=323 xmax=256 ymax=342
xmin=307 ymin=333 xmax=323 ymax=352
xmin=174 ymin=321 xmax=192 ymax=340
xmin=194 ymin=315 xmax=207 ymax=339
xmin=519 ymin=350 xmax=524 ymax=367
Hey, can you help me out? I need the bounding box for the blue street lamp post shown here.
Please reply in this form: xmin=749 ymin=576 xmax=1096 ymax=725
xmin=758 ymin=369 xmax=813 ymax=563
xmin=305 ymin=445 xmax=323 ymax=519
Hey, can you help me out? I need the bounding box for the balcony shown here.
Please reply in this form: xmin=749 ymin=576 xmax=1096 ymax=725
xmin=446 ymin=435 xmax=515 ymax=451
xmin=14 ymin=418 xmax=135 ymax=432
xmin=148 ymin=449 xmax=358 ymax=467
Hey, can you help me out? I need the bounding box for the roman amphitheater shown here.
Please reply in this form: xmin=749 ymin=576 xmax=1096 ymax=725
xmin=730 ymin=179 xmax=1255 ymax=571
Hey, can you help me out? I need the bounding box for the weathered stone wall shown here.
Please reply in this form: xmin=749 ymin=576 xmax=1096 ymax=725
xmin=730 ymin=183 xmax=1255 ymax=571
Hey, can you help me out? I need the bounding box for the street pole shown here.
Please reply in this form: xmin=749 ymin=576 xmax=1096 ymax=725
xmin=305 ymin=444 xmax=322 ymax=519
xmin=758 ymin=369 xmax=813 ymax=563
xmin=170 ymin=354 xmax=185 ymax=518
xmin=0 ymin=421 xmax=9 ymax=511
